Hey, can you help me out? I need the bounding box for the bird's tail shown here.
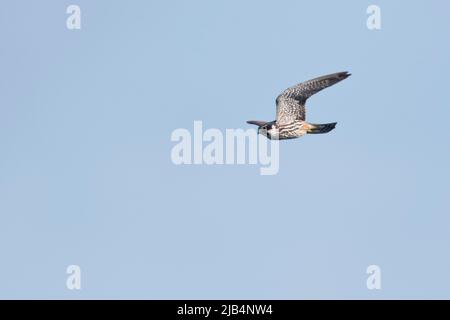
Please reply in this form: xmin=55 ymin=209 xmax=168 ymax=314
xmin=306 ymin=122 xmax=337 ymax=134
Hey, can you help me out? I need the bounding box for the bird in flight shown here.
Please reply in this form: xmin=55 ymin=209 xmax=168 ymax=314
xmin=247 ymin=71 xmax=350 ymax=140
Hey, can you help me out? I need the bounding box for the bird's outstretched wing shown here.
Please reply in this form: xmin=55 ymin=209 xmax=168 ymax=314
xmin=275 ymin=71 xmax=351 ymax=124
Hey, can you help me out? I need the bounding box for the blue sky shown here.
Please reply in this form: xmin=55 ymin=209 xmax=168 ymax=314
xmin=1 ymin=0 xmax=450 ymax=299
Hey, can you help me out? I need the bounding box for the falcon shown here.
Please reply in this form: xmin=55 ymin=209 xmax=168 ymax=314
xmin=247 ymin=71 xmax=351 ymax=140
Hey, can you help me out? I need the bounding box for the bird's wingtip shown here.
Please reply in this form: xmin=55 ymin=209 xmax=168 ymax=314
xmin=247 ymin=120 xmax=267 ymax=127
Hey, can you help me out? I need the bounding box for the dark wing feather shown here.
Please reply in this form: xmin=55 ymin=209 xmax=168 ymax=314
xmin=246 ymin=120 xmax=267 ymax=127
xmin=275 ymin=97 xmax=305 ymax=125
xmin=275 ymin=71 xmax=350 ymax=124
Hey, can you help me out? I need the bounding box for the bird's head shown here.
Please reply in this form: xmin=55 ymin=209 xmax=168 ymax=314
xmin=246 ymin=120 xmax=279 ymax=139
